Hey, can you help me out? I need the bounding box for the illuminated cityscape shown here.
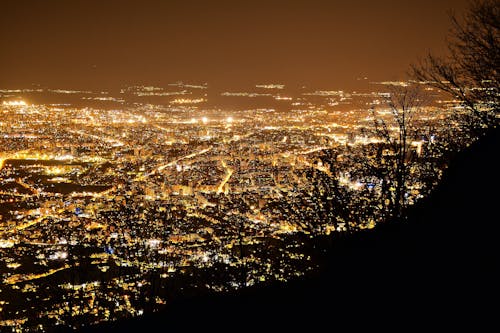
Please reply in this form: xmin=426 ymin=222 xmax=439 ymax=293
xmin=1 ymin=0 xmax=497 ymax=331
xmin=0 ymin=82 xmax=458 ymax=331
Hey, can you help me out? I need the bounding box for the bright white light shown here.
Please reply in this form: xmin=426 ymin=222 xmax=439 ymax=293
xmin=147 ymin=239 xmax=161 ymax=248
xmin=226 ymin=116 xmax=233 ymax=123
xmin=0 ymin=240 xmax=15 ymax=248
xmin=202 ymin=116 xmax=208 ymax=124
xmin=3 ymin=100 xmax=27 ymax=106
xmin=49 ymin=251 xmax=68 ymax=260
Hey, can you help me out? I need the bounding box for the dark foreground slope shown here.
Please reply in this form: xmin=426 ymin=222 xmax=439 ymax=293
xmin=81 ymin=128 xmax=499 ymax=332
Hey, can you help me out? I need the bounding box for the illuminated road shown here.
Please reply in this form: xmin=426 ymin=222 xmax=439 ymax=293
xmin=4 ymin=264 xmax=70 ymax=284
xmin=156 ymin=147 xmax=212 ymax=172
xmin=0 ymin=213 xmax=62 ymax=239
xmin=133 ymin=147 xmax=213 ymax=181
xmin=217 ymin=159 xmax=233 ymax=194
xmin=16 ymin=179 xmax=40 ymax=195
xmin=68 ymin=129 xmax=124 ymax=147
xmin=0 ymin=150 xmax=31 ymax=170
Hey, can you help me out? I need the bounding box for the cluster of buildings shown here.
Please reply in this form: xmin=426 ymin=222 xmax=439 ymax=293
xmin=0 ymin=82 xmax=453 ymax=332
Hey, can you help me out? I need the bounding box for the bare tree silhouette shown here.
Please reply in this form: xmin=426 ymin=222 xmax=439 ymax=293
xmin=370 ymin=84 xmax=426 ymax=219
xmin=412 ymin=0 xmax=499 ymax=131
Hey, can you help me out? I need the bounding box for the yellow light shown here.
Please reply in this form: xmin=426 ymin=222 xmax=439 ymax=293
xmin=202 ymin=116 xmax=208 ymax=124
xmin=3 ymin=100 xmax=27 ymax=106
xmin=226 ymin=116 xmax=233 ymax=123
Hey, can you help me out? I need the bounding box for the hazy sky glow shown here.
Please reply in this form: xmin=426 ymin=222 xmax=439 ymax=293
xmin=1 ymin=0 xmax=470 ymax=89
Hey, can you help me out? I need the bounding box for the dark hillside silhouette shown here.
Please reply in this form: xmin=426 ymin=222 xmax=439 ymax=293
xmin=78 ymin=127 xmax=500 ymax=333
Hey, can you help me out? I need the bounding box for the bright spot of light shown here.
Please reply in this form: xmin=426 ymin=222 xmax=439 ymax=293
xmin=202 ymin=116 xmax=208 ymax=124
xmin=49 ymin=251 xmax=68 ymax=260
xmin=3 ymin=100 xmax=27 ymax=106
xmin=226 ymin=116 xmax=233 ymax=123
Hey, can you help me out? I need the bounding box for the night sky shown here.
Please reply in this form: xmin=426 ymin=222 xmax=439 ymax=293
xmin=1 ymin=0 xmax=470 ymax=90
